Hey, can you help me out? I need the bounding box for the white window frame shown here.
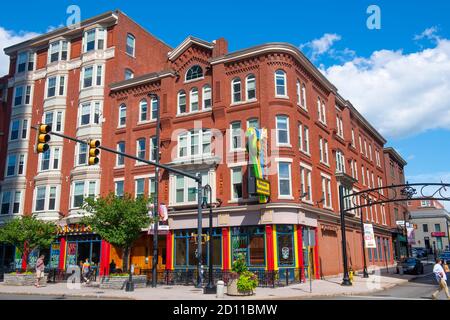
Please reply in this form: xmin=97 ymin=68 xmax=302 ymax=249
xmin=83 ymin=28 xmax=106 ymax=53
xmin=203 ymin=85 xmax=212 ymax=109
xmin=275 ymin=70 xmax=287 ymax=97
xmin=48 ymin=40 xmax=69 ymax=64
xmin=276 ymin=115 xmax=290 ymax=147
xmin=118 ymin=104 xmax=127 ymax=128
xmin=81 ymin=64 xmax=104 ymax=89
xmin=0 ymin=190 xmax=23 ymax=216
xmin=177 ymin=91 xmax=187 ymax=115
xmin=16 ymin=51 xmax=34 ymax=74
xmin=230 ymin=122 xmax=244 ymax=151
xmin=139 ymin=99 xmax=148 ymax=123
xmin=126 ymin=33 xmax=136 ymax=57
xmin=78 ymin=101 xmax=101 ymax=127
xmin=38 ymin=146 xmax=61 ymax=172
xmin=231 ymin=78 xmax=242 ymax=104
xmin=321 ymin=173 xmax=333 ymax=210
xmin=300 ymin=162 xmax=313 ymax=204
xmin=245 ymin=74 xmax=256 ymax=101
xmin=277 ymin=161 xmax=293 ymax=199
xmin=71 ymin=180 xmax=99 ymax=209
xmin=33 ymin=185 xmax=60 ymax=213
xmin=190 ymin=88 xmax=199 ymax=112
xmin=136 ymin=138 xmax=147 ymax=166
xmin=230 ymin=167 xmax=244 ymax=201
xmin=116 ymin=141 xmax=126 ymax=167
xmin=178 ymin=129 xmax=212 ymax=159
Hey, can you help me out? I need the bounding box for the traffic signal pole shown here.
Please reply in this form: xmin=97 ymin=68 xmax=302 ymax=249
xmin=31 ymin=126 xmax=204 ymax=286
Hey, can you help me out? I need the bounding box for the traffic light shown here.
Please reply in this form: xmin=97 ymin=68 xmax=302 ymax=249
xmin=88 ymin=140 xmax=101 ymax=165
xmin=36 ymin=124 xmax=51 ymax=153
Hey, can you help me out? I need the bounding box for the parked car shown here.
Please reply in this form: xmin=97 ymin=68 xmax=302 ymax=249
xmin=400 ymin=258 xmax=424 ymax=275
xmin=439 ymin=251 xmax=450 ymax=264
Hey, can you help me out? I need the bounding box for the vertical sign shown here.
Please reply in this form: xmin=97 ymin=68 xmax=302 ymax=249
xmin=364 ymin=224 xmax=377 ymax=248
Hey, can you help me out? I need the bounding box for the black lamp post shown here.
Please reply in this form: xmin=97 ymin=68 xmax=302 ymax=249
xmin=202 ymin=184 xmax=216 ymax=294
xmin=148 ymin=93 xmax=160 ymax=288
xmin=359 ymin=209 xmax=369 ymax=278
xmin=339 ymin=185 xmax=352 ymax=286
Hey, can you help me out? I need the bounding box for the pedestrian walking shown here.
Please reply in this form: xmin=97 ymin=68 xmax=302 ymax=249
xmin=432 ymin=258 xmax=450 ymax=300
xmin=35 ymin=255 xmax=45 ymax=288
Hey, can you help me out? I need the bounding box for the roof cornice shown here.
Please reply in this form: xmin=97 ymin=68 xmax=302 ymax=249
xmin=384 ymin=147 xmax=407 ymax=166
xmin=168 ymin=36 xmax=214 ymax=61
xmin=4 ymin=11 xmax=119 ymax=56
xmin=109 ymin=70 xmax=176 ymax=92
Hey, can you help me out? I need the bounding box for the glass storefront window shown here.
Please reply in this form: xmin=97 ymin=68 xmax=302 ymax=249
xmin=231 ymin=226 xmax=266 ymax=267
xmin=277 ymin=225 xmax=295 ymax=267
xmin=175 ymin=237 xmax=187 ymax=266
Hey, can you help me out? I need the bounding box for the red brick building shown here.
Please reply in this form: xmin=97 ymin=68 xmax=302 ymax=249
xmin=0 ymin=10 xmax=404 ymax=278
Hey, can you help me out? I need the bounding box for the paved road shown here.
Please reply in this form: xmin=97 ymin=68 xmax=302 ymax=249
xmin=318 ymin=265 xmax=444 ymax=300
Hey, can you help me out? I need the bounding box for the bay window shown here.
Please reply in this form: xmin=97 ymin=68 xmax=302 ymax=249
xmin=173 ymin=171 xmax=210 ymax=205
xmin=47 ymin=75 xmax=66 ymax=98
xmin=230 ymin=122 xmax=243 ymax=150
xmin=81 ymin=64 xmax=104 ymax=89
xmin=275 ymin=70 xmax=287 ymax=97
xmin=83 ymin=28 xmax=106 ymax=53
xmin=44 ymin=110 xmax=64 ymax=132
xmin=276 ymin=116 xmax=289 ymax=145
xmin=278 ymin=162 xmax=292 ymax=197
xmin=178 ymin=129 xmax=211 ymax=158
xmin=48 ymin=40 xmax=69 ymax=63
xmin=14 ymin=85 xmax=32 ymax=106
xmin=72 ymin=180 xmax=98 ymax=208
xmin=16 ymin=52 xmax=34 ymax=73
xmin=321 ymin=174 xmax=333 ymax=209
xmin=300 ymin=163 xmax=312 ymax=203
xmin=336 ymin=150 xmax=345 ymax=173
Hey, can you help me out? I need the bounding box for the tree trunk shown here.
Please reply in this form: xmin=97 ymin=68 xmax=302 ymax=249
xmin=122 ymin=246 xmax=130 ymax=272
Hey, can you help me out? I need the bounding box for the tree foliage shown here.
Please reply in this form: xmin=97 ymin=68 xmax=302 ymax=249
xmin=0 ymin=216 xmax=57 ymax=258
xmin=82 ymin=193 xmax=153 ymax=271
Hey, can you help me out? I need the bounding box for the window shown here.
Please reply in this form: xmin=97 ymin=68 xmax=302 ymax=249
xmin=435 ymin=224 xmax=441 ymax=232
xmin=278 ymin=162 xmax=292 ymax=197
xmin=421 ymin=200 xmax=431 ymax=207
xmin=116 ymin=142 xmax=125 ymax=166
xmin=351 ymin=129 xmax=356 ymax=147
xmin=231 ymin=78 xmax=242 ymax=104
xmin=423 ymin=224 xmax=428 ymax=232
xmin=34 ymin=185 xmax=60 ymax=212
xmin=203 ymin=85 xmax=212 ymax=109
xmin=230 ymin=122 xmax=243 ymax=150
xmin=336 ymin=150 xmax=345 ymax=173
xmin=178 ymin=129 xmax=211 ymax=158
xmin=35 ymin=187 xmax=46 ymax=211
xmin=298 ymin=122 xmax=310 ymax=154
xmin=135 ymin=179 xmax=145 ymax=199
xmin=47 ymin=77 xmax=57 ymax=98
xmin=83 ymin=28 xmax=106 ymax=52
xmin=1 ymin=190 xmax=22 ymax=215
xmin=125 ymin=69 xmax=134 ymax=80
xmin=231 ymin=227 xmax=265 ymax=267
xmin=79 ymin=102 xmax=101 ymax=126
xmin=186 ymin=65 xmax=203 ymax=81
xmin=6 ymin=154 xmax=25 ymax=177
xmin=317 ymin=98 xmax=326 ymax=124
xmin=12 ymin=191 xmax=21 ymax=214
xmin=300 ymin=163 xmax=312 ymax=203
xmin=190 ymin=88 xmax=199 ymax=112
xmin=13 ymin=85 xmax=32 ymax=106
xmin=178 ymin=91 xmax=187 ymax=114
xmin=275 ymin=70 xmax=287 ymax=97
xmin=16 ymin=52 xmax=34 ymax=73
xmin=150 ymin=97 xmax=158 ymax=120
xmin=10 ymin=120 xmax=20 ymax=141
xmin=319 ymin=138 xmax=329 ymax=165
xmin=301 ymin=83 xmax=307 ymax=109
xmin=126 ymin=34 xmax=135 ymax=56
xmin=173 ymin=171 xmax=210 ymax=204
xmin=364 ymin=140 xmax=368 ymax=157
xmin=81 ymin=64 xmax=103 ymax=89
xmin=40 ymin=149 xmax=51 ymax=171
xmin=247 ymin=118 xmax=259 ymax=130
xmin=361 ymin=165 xmax=366 ymax=185
xmin=77 ymin=143 xmax=88 ymax=166
xmin=369 ymin=145 xmax=373 ymax=161
xmin=48 ymin=187 xmax=57 ymax=211
xmin=115 ymin=181 xmax=124 ymax=198
xmin=118 ymin=104 xmax=127 ymax=127
xmin=246 ymin=74 xmax=256 ymax=100
xmin=277 ymin=225 xmax=295 ymax=267
xmin=336 ymin=115 xmax=344 ymax=138
xmin=276 ymin=116 xmax=290 ymax=145
xmin=43 ymin=111 xmax=63 ymax=133
xmin=136 ymin=138 xmax=146 ymax=164
xmin=48 ymin=40 xmax=68 ymax=63
xmin=321 ymin=175 xmax=332 ymax=209
xmin=39 ymin=147 xmax=60 ymax=172
xmin=296 ymin=80 xmax=301 ymax=105
xmin=139 ymin=99 xmax=148 ymax=122
xmin=231 ymin=167 xmax=243 ymax=200
xmin=72 ymin=181 xmax=98 ymax=208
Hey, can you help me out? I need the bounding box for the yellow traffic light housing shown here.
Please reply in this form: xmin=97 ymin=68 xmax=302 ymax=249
xmin=88 ymin=140 xmax=101 ymax=166
xmin=36 ymin=124 xmax=52 ymax=153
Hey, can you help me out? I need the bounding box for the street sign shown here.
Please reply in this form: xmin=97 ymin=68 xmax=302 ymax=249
xmin=256 ymin=178 xmax=270 ymax=196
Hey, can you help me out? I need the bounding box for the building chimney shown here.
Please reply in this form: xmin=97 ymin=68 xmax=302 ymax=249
xmin=213 ymin=38 xmax=228 ymax=58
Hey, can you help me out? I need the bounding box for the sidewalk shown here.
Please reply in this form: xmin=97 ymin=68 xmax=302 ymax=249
xmin=0 ymin=269 xmax=431 ymax=300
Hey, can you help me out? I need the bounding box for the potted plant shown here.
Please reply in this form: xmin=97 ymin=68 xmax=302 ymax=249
xmin=226 ymin=254 xmax=258 ymax=296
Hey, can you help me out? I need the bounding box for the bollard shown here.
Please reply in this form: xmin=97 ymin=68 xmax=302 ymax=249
xmin=216 ymin=281 xmax=225 ymax=299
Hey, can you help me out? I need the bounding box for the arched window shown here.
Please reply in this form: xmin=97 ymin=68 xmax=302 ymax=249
xmin=246 ymin=74 xmax=256 ymax=100
xmin=178 ymin=91 xmax=187 ymax=114
xmin=126 ymin=34 xmax=135 ymax=56
xmin=125 ymin=69 xmax=134 ymax=80
xmin=190 ymin=88 xmax=199 ymax=112
xmin=275 ymin=70 xmax=287 ymax=97
xmin=186 ymin=65 xmax=203 ymax=81
xmin=119 ymin=104 xmax=127 ymax=127
xmin=203 ymin=85 xmax=212 ymax=109
xmin=139 ymin=99 xmax=148 ymax=122
xmin=231 ymin=78 xmax=242 ymax=104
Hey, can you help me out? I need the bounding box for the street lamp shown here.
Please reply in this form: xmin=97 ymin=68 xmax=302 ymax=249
xmin=202 ymin=184 xmax=216 ymax=294
xmin=148 ymin=93 xmax=160 ymax=288
xmin=339 ymin=185 xmax=352 ymax=286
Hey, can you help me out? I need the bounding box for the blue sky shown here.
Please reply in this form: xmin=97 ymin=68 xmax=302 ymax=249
xmin=1 ymin=0 xmax=449 ymax=202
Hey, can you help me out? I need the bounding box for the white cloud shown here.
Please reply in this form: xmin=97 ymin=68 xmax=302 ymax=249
xmin=300 ymin=33 xmax=343 ymax=61
xmin=0 ymin=27 xmax=40 ymax=75
xmin=414 ymin=26 xmax=440 ymax=42
xmin=323 ymin=38 xmax=450 ymax=139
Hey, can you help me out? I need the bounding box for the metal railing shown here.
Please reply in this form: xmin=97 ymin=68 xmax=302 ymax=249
xmin=138 ymin=268 xmax=307 ymax=288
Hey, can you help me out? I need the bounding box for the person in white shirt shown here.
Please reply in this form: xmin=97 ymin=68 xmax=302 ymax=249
xmin=432 ymin=258 xmax=450 ymax=300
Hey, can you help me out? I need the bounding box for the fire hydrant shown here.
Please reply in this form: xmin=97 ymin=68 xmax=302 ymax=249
xmin=349 ymin=268 xmax=354 ymax=283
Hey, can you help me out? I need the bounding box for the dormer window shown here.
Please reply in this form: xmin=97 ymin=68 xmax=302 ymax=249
xmin=48 ymin=40 xmax=69 ymax=64
xmin=186 ymin=65 xmax=203 ymax=81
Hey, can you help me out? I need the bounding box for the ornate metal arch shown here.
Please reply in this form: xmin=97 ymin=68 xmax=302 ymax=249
xmin=342 ymin=183 xmax=450 ymax=213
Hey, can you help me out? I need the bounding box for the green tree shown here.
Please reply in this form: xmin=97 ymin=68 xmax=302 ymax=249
xmin=82 ymin=193 xmax=153 ymax=272
xmin=0 ymin=216 xmax=57 ymax=270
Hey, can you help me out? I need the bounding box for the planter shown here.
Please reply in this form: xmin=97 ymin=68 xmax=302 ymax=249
xmin=99 ymin=275 xmax=147 ymax=290
xmin=226 ymin=279 xmax=255 ymax=297
xmin=3 ymin=273 xmax=47 ymax=286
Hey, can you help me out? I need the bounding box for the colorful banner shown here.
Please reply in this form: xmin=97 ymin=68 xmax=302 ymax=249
xmin=363 ymin=224 xmax=377 ymax=248
xmin=246 ymin=127 xmax=269 ymax=204
xmin=50 ymin=244 xmax=60 ymax=269
xmin=407 ymin=227 xmax=416 ymax=245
